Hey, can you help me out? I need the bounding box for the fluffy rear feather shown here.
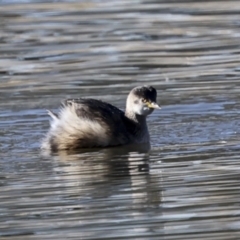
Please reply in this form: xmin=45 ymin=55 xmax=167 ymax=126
xmin=41 ymin=98 xmax=131 ymax=151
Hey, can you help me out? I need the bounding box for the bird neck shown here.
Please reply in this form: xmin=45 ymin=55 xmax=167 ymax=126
xmin=124 ymin=109 xmax=149 ymax=142
xmin=125 ymin=110 xmax=147 ymax=125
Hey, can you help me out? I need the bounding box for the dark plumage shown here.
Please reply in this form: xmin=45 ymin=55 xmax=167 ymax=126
xmin=132 ymin=86 xmax=157 ymax=102
xmin=41 ymin=85 xmax=160 ymax=152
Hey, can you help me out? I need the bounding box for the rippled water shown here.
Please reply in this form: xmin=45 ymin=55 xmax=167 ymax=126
xmin=1 ymin=0 xmax=240 ymax=239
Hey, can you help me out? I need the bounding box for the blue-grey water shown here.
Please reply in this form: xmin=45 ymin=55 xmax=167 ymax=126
xmin=1 ymin=0 xmax=240 ymax=239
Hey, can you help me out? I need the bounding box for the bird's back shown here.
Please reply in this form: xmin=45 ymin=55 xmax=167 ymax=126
xmin=42 ymin=98 xmax=132 ymax=151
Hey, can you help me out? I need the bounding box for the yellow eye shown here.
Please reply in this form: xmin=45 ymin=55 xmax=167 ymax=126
xmin=142 ymin=99 xmax=147 ymax=103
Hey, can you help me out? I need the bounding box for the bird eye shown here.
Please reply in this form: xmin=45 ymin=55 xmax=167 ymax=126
xmin=142 ymin=99 xmax=147 ymax=103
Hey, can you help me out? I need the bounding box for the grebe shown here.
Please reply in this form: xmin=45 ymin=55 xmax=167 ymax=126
xmin=41 ymin=85 xmax=160 ymax=152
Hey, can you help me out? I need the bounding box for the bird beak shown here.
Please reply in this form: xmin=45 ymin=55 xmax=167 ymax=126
xmin=148 ymin=102 xmax=161 ymax=109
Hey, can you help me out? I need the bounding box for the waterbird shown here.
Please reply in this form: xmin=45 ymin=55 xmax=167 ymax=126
xmin=41 ymin=85 xmax=160 ymax=152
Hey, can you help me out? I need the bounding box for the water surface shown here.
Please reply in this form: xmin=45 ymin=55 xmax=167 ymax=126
xmin=1 ymin=0 xmax=240 ymax=239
